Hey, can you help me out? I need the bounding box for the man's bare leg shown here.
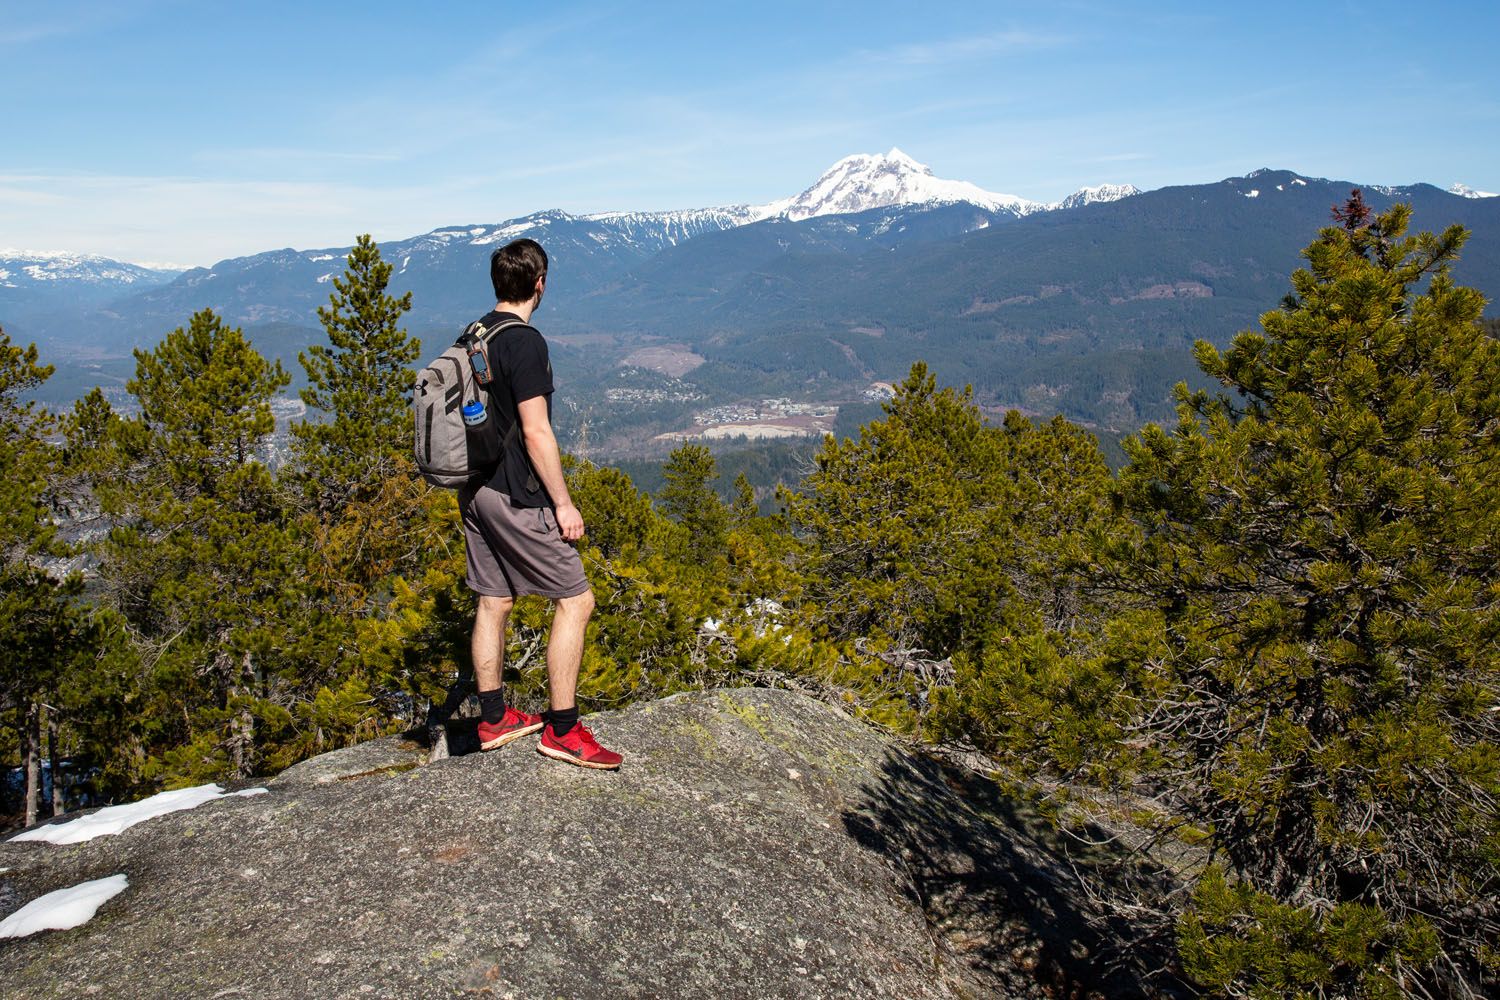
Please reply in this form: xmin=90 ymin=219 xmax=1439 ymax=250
xmin=473 ymin=594 xmax=514 ymax=693
xmin=536 ymin=587 xmax=620 ymax=768
xmin=546 ymin=589 xmax=595 ymax=710
xmin=472 ymin=595 xmax=543 ymax=750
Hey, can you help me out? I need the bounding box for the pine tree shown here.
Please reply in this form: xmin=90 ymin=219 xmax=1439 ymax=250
xmin=291 ymin=233 xmax=419 ymax=514
xmin=98 ymin=309 xmax=300 ymax=782
xmin=0 ymin=328 xmax=126 ymax=820
xmin=730 ymin=472 xmax=758 ymax=525
xmin=275 ymin=234 xmax=460 ymax=751
xmin=0 ymin=325 xmax=65 ymax=824
xmin=785 ymin=363 xmax=1110 ymax=655
xmin=658 ymin=443 xmax=730 ymax=566
xmin=1094 ymin=203 xmax=1500 ymax=997
xmin=567 ymin=458 xmax=658 ymax=561
xmin=286 ymin=234 xmax=435 ymax=619
xmin=784 ymin=363 xmax=997 ymax=650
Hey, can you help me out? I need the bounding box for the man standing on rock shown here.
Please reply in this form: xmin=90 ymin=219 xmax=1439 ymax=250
xmin=458 ymin=238 xmax=622 ymax=770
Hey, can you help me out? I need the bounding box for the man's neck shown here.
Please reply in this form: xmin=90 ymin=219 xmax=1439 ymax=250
xmin=495 ymin=299 xmax=536 ymax=323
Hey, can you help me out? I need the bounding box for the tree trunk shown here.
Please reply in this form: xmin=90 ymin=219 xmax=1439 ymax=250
xmin=23 ymin=701 xmax=40 ymax=828
xmin=213 ymin=644 xmax=251 ymax=779
xmin=48 ymin=707 xmax=63 ymax=817
xmin=229 ymin=649 xmax=257 ymax=779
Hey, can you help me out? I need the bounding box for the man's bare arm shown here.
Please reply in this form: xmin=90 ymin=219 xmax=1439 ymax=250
xmin=517 ymin=395 xmax=584 ymax=540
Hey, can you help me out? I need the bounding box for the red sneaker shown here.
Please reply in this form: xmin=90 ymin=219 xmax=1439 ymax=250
xmin=477 ymin=706 xmax=544 ymax=751
xmin=538 ymin=722 xmax=623 ymax=770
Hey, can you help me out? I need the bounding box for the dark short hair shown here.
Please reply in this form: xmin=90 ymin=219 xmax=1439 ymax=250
xmin=491 ymin=239 xmax=548 ymax=302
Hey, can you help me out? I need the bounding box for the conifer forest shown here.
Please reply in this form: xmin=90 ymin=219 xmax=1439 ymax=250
xmin=2 ymin=205 xmax=1496 ymax=998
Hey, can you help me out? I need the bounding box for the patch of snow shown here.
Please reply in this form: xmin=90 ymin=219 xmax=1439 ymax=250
xmin=0 ymin=874 xmax=128 ymax=938
xmin=1276 ymin=184 xmax=1284 ymax=191
xmin=307 ymin=254 xmax=336 ymax=262
xmin=1291 ymin=178 xmax=1307 ymax=186
xmin=316 ymin=272 xmax=334 ymax=284
xmin=1449 ymin=183 xmax=1498 ymax=199
xmin=748 ymin=598 xmax=784 ymax=617
xmin=471 ymin=219 xmax=549 ymax=246
xmin=1056 ymin=183 xmax=1140 ymax=210
xmin=1245 ymin=190 xmax=1260 ymax=198
xmin=10 ymin=784 xmax=267 ymax=846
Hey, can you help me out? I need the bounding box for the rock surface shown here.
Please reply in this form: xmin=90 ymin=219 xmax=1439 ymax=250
xmin=0 ymin=689 xmax=1135 ymax=999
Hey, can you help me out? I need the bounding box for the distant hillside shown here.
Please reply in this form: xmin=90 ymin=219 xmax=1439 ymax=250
xmin=11 ymin=162 xmax=1499 ymax=442
xmin=563 ymin=170 xmax=1500 ymax=428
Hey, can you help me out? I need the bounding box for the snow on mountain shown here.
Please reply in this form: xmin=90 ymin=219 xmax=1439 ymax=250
xmin=1057 ymin=183 xmax=1141 ymax=210
xmin=1449 ymin=183 xmax=1498 ymax=199
xmin=759 ymin=148 xmax=1045 ymax=222
xmin=0 ymin=249 xmax=183 ymax=288
xmin=583 ymin=206 xmax=764 ymax=248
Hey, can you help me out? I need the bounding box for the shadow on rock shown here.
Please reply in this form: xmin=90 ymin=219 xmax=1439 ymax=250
xmin=842 ymin=751 xmax=1188 ymax=999
xmin=412 ymin=668 xmax=486 ymax=757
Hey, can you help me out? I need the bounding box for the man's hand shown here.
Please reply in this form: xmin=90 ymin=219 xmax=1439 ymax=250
xmin=555 ymin=502 xmax=585 ymax=542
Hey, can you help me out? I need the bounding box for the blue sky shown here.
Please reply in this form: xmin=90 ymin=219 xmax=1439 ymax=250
xmin=4 ymin=0 xmax=1498 ymax=266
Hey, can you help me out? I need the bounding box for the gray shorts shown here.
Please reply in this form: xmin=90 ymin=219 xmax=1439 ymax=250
xmin=457 ymin=483 xmax=590 ymax=599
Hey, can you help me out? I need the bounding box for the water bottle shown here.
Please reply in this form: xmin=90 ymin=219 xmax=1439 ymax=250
xmin=462 ymin=400 xmax=487 ymax=427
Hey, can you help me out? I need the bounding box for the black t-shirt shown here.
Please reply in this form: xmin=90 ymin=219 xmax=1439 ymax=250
xmin=477 ymin=310 xmax=554 ymax=508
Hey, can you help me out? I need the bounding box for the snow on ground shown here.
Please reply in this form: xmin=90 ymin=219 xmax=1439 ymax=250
xmin=0 ymin=874 xmax=128 ymax=938
xmin=9 ymin=784 xmax=267 ymax=846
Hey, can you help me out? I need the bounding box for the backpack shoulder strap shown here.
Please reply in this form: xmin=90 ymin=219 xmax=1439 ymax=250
xmin=457 ymin=317 xmax=528 ymax=348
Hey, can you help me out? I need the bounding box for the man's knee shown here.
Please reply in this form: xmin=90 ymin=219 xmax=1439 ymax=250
xmin=477 ymin=594 xmax=515 ymax=619
xmin=557 ymin=588 xmax=595 ymax=618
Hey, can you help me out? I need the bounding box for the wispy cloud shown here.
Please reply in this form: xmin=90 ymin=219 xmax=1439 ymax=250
xmin=192 ymin=147 xmax=403 ymax=167
xmin=871 ymin=30 xmax=1070 ymax=66
xmin=0 ymin=0 xmax=168 ymax=45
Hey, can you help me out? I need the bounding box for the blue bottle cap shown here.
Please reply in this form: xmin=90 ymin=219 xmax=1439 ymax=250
xmin=462 ymin=400 xmax=485 ymax=425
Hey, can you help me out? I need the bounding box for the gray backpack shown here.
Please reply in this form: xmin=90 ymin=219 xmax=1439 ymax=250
xmin=413 ymin=318 xmax=524 ymax=488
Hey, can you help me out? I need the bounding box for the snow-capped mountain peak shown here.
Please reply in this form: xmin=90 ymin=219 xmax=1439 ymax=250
xmin=1057 ymin=183 xmax=1141 ymax=210
xmin=881 ymin=146 xmax=925 ymax=172
xmin=0 ymin=249 xmax=183 ymax=287
xmin=1449 ymin=183 xmax=1498 ymax=199
xmin=759 ymin=148 xmax=1045 ymax=222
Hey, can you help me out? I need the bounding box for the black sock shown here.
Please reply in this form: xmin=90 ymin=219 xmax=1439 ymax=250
xmin=548 ymin=705 xmax=579 ymax=737
xmin=478 ymin=689 xmax=507 ymax=725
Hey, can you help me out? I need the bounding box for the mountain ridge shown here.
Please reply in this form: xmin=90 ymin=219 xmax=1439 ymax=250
xmin=10 ymin=160 xmax=1499 ymax=447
